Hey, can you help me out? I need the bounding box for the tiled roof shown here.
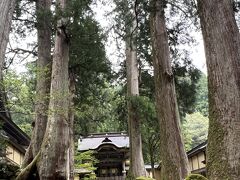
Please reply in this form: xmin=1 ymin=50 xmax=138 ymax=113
xmin=0 ymin=113 xmax=30 ymax=147
xmin=187 ymin=141 xmax=207 ymax=158
xmin=78 ymin=132 xmax=129 ymax=151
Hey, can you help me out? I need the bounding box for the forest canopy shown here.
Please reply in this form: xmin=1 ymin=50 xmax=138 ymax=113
xmin=1 ymin=0 xmax=239 ymax=179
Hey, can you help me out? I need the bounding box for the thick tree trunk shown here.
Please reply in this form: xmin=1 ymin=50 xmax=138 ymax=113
xmin=22 ymin=0 xmax=52 ymax=169
xmin=197 ymin=1 xmax=240 ymax=179
xmin=126 ymin=20 xmax=146 ymax=178
xmin=32 ymin=0 xmax=52 ymax=157
xmin=0 ymin=0 xmax=15 ymax=77
xmin=17 ymin=0 xmax=73 ymax=179
xmin=37 ymin=0 xmax=71 ymax=178
xmin=0 ymin=0 xmax=15 ymax=117
xmin=150 ymin=0 xmax=189 ymax=179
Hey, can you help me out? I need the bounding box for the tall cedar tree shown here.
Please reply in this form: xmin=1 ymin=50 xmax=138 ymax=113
xmin=126 ymin=18 xmax=147 ymax=178
xmin=197 ymin=0 xmax=240 ymax=179
xmin=17 ymin=0 xmax=72 ymax=179
xmin=150 ymin=0 xmax=189 ymax=179
xmin=0 ymin=0 xmax=15 ymax=117
xmin=38 ymin=0 xmax=71 ymax=178
xmin=22 ymin=0 xmax=52 ymax=173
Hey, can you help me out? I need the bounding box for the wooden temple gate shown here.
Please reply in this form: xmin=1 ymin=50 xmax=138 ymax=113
xmin=78 ymin=133 xmax=130 ymax=180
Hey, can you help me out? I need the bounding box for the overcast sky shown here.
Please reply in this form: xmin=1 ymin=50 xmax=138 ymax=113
xmin=10 ymin=1 xmax=207 ymax=74
xmin=91 ymin=1 xmax=207 ymax=74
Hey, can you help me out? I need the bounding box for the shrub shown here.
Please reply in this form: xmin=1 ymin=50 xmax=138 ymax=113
xmin=185 ymin=174 xmax=208 ymax=180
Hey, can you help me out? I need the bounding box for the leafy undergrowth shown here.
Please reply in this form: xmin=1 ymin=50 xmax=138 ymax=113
xmin=185 ymin=174 xmax=208 ymax=180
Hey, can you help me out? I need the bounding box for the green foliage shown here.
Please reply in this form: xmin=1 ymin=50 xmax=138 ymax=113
xmin=194 ymin=74 xmax=208 ymax=116
xmin=138 ymin=0 xmax=201 ymax=118
xmin=69 ymin=0 xmax=111 ymax=102
xmin=128 ymin=95 xmax=160 ymax=166
xmin=75 ymin=150 xmax=98 ymax=180
xmin=63 ymin=0 xmax=114 ymax=136
xmin=8 ymin=2 xmax=208 ymax=177
xmin=112 ymin=0 xmax=202 ymax=119
xmin=9 ymin=0 xmax=113 ymax=138
xmin=0 ymin=161 xmax=19 ymax=180
xmin=3 ymin=68 xmax=35 ymax=136
xmin=82 ymin=172 xmax=97 ymax=180
xmin=182 ymin=112 xmax=208 ymax=151
xmin=175 ymin=67 xmax=201 ymax=117
xmin=185 ymin=174 xmax=208 ymax=180
xmin=74 ymin=85 xmax=127 ymax=135
xmin=75 ymin=150 xmax=98 ymax=169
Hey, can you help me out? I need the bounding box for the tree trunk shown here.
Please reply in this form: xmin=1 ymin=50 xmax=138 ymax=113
xmin=32 ymin=0 xmax=52 ymax=157
xmin=17 ymin=0 xmax=73 ymax=177
xmin=38 ymin=0 xmax=71 ymax=178
xmin=126 ymin=19 xmax=146 ymax=178
xmin=150 ymin=0 xmax=189 ymax=179
xmin=0 ymin=0 xmax=15 ymax=76
xmin=197 ymin=1 xmax=240 ymax=179
xmin=22 ymin=0 xmax=52 ymax=169
xmin=150 ymin=152 xmax=155 ymax=179
xmin=68 ymin=72 xmax=75 ymax=180
xmin=0 ymin=0 xmax=15 ymax=117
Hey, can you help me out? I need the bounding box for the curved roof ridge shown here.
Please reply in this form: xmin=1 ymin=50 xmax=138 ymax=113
xmin=78 ymin=133 xmax=129 ymax=151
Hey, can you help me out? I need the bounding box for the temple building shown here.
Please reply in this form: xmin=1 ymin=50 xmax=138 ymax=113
xmin=77 ymin=132 xmax=129 ymax=180
xmin=76 ymin=132 xmax=207 ymax=180
xmin=0 ymin=112 xmax=30 ymax=179
xmin=187 ymin=141 xmax=207 ymax=176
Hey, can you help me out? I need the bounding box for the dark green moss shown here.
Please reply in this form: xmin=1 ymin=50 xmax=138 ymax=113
xmin=207 ymin=96 xmax=231 ymax=179
xmin=185 ymin=174 xmax=208 ymax=180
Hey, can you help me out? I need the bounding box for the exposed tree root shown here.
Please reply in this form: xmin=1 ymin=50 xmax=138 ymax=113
xmin=21 ymin=142 xmax=33 ymax=168
xmin=16 ymin=151 xmax=40 ymax=180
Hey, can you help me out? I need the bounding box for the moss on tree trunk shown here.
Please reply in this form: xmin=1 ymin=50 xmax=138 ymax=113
xmin=197 ymin=0 xmax=240 ymax=179
xmin=22 ymin=0 xmax=52 ymax=170
xmin=126 ymin=14 xmax=147 ymax=179
xmin=150 ymin=0 xmax=189 ymax=179
xmin=0 ymin=0 xmax=15 ymax=117
xmin=18 ymin=0 xmax=73 ymax=179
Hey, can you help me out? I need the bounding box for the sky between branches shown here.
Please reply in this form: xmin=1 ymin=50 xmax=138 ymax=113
xmin=9 ymin=0 xmax=207 ymax=74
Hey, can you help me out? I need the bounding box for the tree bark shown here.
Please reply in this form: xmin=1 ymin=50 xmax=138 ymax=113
xmin=150 ymin=153 xmax=155 ymax=179
xmin=18 ymin=0 xmax=72 ymax=177
xmin=0 ymin=0 xmax=15 ymax=77
xmin=22 ymin=0 xmax=52 ymax=169
xmin=150 ymin=0 xmax=189 ymax=179
xmin=68 ymin=72 xmax=75 ymax=180
xmin=21 ymin=1 xmax=51 ymax=176
xmin=126 ymin=19 xmax=146 ymax=178
xmin=197 ymin=1 xmax=240 ymax=179
xmin=32 ymin=0 xmax=52 ymax=157
xmin=37 ymin=0 xmax=71 ymax=178
xmin=0 ymin=0 xmax=15 ymax=117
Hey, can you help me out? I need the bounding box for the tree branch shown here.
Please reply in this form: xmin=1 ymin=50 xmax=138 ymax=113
xmin=6 ymin=46 xmax=38 ymax=56
xmin=130 ymin=0 xmax=140 ymax=38
xmin=167 ymin=2 xmax=190 ymax=18
xmin=12 ymin=16 xmax=36 ymax=24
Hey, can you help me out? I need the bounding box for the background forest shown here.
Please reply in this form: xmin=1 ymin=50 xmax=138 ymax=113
xmin=1 ymin=0 xmax=239 ymax=178
xmin=3 ymin=0 xmax=209 ymax=168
